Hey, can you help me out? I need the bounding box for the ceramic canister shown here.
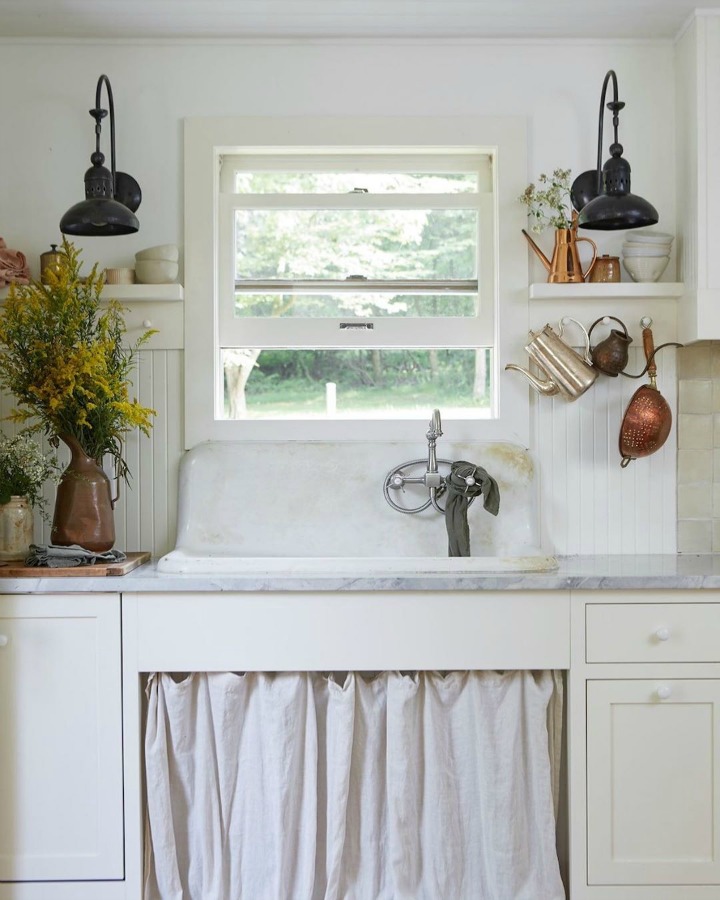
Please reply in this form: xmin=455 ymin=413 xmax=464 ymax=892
xmin=588 ymin=254 xmax=621 ymax=283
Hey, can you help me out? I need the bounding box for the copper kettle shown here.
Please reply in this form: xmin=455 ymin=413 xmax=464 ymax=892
xmin=588 ymin=316 xmax=632 ymax=377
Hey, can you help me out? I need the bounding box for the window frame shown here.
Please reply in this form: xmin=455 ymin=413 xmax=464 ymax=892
xmin=184 ymin=116 xmax=529 ymax=447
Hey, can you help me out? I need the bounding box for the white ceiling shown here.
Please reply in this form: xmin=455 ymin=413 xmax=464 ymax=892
xmin=0 ymin=0 xmax=718 ymax=40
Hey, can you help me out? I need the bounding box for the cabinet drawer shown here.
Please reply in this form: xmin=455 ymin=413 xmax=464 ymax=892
xmin=586 ymin=602 xmax=720 ymax=663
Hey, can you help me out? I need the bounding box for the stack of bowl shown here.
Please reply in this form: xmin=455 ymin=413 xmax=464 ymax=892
xmin=622 ymin=231 xmax=673 ymax=283
xmin=135 ymin=244 xmax=179 ymax=284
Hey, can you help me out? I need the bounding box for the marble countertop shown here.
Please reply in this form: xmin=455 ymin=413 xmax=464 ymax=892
xmin=3 ymin=554 xmax=720 ymax=593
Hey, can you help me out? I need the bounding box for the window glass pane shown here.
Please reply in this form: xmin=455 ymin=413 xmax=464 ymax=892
xmin=234 ymin=172 xmax=478 ymax=193
xmin=234 ymin=291 xmax=478 ymax=318
xmin=235 ymin=210 xmax=477 ymax=281
xmin=221 ymin=348 xmax=492 ymax=420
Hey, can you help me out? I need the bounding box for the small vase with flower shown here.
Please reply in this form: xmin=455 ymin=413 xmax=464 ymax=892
xmin=520 ymin=168 xmax=598 ymax=283
xmin=0 ymin=433 xmax=58 ymax=560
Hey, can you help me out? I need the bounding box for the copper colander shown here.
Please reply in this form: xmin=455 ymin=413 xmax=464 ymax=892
xmin=619 ymin=327 xmax=672 ymax=467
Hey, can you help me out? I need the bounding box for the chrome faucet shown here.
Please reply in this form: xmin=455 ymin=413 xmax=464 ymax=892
xmin=383 ymin=409 xmax=450 ymax=514
xmin=426 ymin=408 xmax=442 ymax=474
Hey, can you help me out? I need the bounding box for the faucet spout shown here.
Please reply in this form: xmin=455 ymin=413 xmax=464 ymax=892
xmin=427 ymin=408 xmax=442 ymax=443
xmin=426 ymin=408 xmax=443 ymax=474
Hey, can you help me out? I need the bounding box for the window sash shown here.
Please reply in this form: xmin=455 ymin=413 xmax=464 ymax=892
xmin=218 ymin=317 xmax=492 ymax=349
xmin=223 ymin=193 xmax=486 ymax=210
xmin=219 ymin=152 xmax=493 ymax=193
xmin=233 ymin=279 xmax=479 ymax=293
xmin=218 ymin=191 xmax=494 ymax=344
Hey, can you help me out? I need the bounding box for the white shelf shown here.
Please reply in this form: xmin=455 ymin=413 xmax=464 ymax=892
xmin=529 ymin=282 xmax=684 ymax=301
xmin=0 ymin=283 xmax=184 ymax=303
xmin=100 ymin=283 xmax=183 ymax=302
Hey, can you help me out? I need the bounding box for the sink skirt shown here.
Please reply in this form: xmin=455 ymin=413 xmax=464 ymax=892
xmin=144 ymin=669 xmax=564 ymax=900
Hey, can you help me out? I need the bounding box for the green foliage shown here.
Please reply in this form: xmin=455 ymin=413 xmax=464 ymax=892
xmin=233 ymin=172 xmax=477 ymax=322
xmin=0 ymin=239 xmax=156 ymax=481
xmin=0 ymin=433 xmax=58 ymax=519
xmin=520 ymin=168 xmax=574 ymax=232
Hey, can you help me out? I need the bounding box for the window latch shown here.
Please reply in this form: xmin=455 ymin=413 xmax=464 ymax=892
xmin=339 ymin=322 xmax=374 ymax=330
xmin=349 ymin=187 xmax=369 ymax=193
xmin=346 ymin=274 xmax=368 ymax=281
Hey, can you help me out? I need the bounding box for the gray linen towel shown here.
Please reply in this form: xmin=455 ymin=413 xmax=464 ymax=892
xmin=25 ymin=543 xmax=127 ymax=568
xmin=444 ymin=461 xmax=500 ymax=557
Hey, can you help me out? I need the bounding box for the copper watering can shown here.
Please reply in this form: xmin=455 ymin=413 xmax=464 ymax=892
xmin=522 ymin=212 xmax=598 ymax=284
xmin=505 ymin=317 xmax=598 ymax=401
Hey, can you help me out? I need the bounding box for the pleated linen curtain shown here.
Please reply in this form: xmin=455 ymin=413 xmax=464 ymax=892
xmin=145 ymin=670 xmax=565 ymax=900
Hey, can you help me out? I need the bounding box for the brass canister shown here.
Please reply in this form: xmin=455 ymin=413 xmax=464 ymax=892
xmin=40 ymin=244 xmax=62 ymax=284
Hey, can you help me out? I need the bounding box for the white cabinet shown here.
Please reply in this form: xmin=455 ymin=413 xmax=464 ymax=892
xmin=587 ymin=678 xmax=720 ymax=886
xmin=571 ymin=591 xmax=720 ymax=900
xmin=0 ymin=594 xmax=124 ymax=894
xmin=676 ymin=12 xmax=720 ymax=341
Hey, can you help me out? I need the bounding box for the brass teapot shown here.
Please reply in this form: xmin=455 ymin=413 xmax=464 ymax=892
xmin=505 ymin=317 xmax=598 ymax=401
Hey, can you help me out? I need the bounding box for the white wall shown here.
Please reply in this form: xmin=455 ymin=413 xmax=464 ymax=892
xmin=0 ymin=38 xmax=678 ymax=556
xmin=0 ymin=38 xmax=675 ymax=271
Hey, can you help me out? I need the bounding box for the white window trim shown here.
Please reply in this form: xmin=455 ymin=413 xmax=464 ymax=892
xmin=184 ymin=116 xmax=529 ymax=447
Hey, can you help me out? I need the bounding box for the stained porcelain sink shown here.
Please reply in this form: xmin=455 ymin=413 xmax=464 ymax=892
xmin=161 ymin=440 xmax=555 ymax=577
xmin=157 ymin=550 xmax=559 ymax=576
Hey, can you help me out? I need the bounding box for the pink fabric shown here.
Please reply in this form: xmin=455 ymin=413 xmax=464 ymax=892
xmin=0 ymin=237 xmax=30 ymax=287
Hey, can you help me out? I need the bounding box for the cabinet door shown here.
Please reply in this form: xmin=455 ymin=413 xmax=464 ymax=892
xmin=0 ymin=594 xmax=124 ymax=881
xmin=587 ymin=679 xmax=720 ymax=885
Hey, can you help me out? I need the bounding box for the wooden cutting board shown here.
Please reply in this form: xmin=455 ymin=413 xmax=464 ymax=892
xmin=0 ymin=551 xmax=151 ymax=577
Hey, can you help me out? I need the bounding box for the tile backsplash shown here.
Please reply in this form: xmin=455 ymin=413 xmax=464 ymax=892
xmin=677 ymin=342 xmax=720 ymax=553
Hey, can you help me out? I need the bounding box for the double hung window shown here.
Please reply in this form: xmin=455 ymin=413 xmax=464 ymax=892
xmin=183 ymin=117 xmax=528 ymax=445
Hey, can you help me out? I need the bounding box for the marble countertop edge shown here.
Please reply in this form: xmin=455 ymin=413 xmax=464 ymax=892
xmin=2 ymin=555 xmax=720 ymax=593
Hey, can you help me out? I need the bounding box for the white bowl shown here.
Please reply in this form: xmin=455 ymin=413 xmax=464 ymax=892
xmin=622 ymin=255 xmax=670 ymax=283
xmin=135 ymin=244 xmax=179 ymax=262
xmin=622 ymin=244 xmax=672 ymax=257
xmin=134 ymin=260 xmax=179 ymax=284
xmin=623 ymin=230 xmax=674 ymax=245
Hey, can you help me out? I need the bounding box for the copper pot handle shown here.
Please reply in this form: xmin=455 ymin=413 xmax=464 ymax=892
xmin=643 ymin=327 xmax=657 ymax=384
xmin=576 ymin=236 xmax=598 ymax=280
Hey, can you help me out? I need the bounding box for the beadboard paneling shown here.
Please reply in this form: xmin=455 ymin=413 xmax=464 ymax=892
xmin=534 ymin=346 xmax=678 ymax=555
xmin=0 ymin=350 xmax=184 ymax=559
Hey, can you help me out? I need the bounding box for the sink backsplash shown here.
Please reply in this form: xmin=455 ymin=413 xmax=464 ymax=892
xmin=172 ymin=441 xmax=543 ymax=558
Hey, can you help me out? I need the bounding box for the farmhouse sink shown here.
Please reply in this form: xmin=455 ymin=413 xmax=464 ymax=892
xmin=160 ymin=439 xmax=553 ymax=575
xmin=157 ymin=550 xmax=559 ymax=576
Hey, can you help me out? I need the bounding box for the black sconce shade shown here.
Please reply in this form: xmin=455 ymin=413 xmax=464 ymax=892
xmin=60 ymin=74 xmax=141 ymax=236
xmin=571 ymin=70 xmax=658 ymax=231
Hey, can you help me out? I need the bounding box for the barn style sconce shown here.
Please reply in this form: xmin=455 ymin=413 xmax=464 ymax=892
xmin=60 ymin=74 xmax=142 ymax=236
xmin=570 ymin=69 xmax=658 ymax=230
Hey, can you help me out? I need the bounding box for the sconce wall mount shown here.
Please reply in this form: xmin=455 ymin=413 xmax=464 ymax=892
xmin=60 ymin=74 xmax=141 ymax=236
xmin=570 ymin=69 xmax=658 ymax=231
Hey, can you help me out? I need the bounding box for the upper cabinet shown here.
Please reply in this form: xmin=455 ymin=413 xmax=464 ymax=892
xmin=676 ymin=12 xmax=720 ymax=342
